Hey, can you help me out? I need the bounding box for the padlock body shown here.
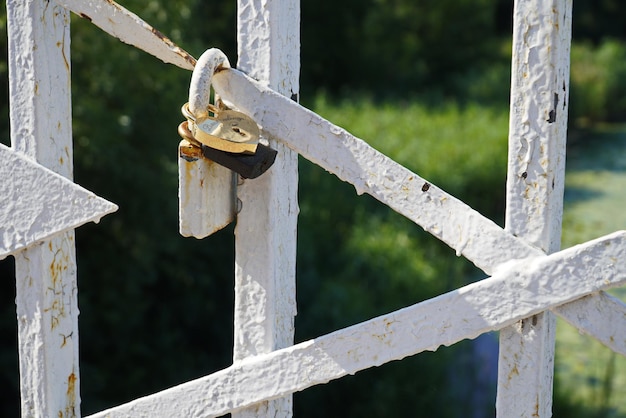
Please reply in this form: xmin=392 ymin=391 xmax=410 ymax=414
xmin=178 ymin=121 xmax=276 ymax=179
xmin=202 ymin=143 xmax=277 ymax=179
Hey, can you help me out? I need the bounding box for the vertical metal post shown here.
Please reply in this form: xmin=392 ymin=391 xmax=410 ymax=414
xmin=234 ymin=0 xmax=300 ymax=417
xmin=7 ymin=0 xmax=80 ymax=417
xmin=497 ymin=0 xmax=572 ymax=416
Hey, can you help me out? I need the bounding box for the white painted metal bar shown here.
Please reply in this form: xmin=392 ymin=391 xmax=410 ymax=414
xmin=0 ymin=144 xmax=118 ymax=259
xmin=210 ymin=68 xmax=626 ymax=349
xmin=497 ymin=1 xmax=572 ymax=415
xmin=86 ymin=231 xmax=626 ymax=418
xmin=233 ymin=1 xmax=299 ymax=416
xmin=8 ymin=1 xmax=79 ymax=416
xmin=58 ymin=0 xmax=196 ymax=70
xmin=554 ymin=292 xmax=626 ymax=355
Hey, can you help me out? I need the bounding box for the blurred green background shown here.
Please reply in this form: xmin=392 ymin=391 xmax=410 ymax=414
xmin=1 ymin=0 xmax=625 ymax=416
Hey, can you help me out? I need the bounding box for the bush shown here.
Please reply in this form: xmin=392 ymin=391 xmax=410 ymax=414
xmin=569 ymin=39 xmax=626 ymax=124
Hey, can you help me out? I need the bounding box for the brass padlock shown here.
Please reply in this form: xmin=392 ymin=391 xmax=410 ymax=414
xmin=177 ymin=121 xmax=277 ymax=179
xmin=182 ymin=103 xmax=259 ymax=154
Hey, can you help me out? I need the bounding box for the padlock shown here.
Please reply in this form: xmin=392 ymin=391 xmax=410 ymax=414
xmin=182 ymin=103 xmax=260 ymax=154
xmin=178 ymin=120 xmax=277 ymax=179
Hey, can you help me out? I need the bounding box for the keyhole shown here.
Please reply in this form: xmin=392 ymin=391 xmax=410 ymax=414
xmin=232 ymin=126 xmax=246 ymax=136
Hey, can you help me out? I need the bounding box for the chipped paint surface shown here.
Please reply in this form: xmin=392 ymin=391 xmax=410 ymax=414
xmin=497 ymin=1 xmax=573 ymax=416
xmin=505 ymin=0 xmax=572 ymax=253
xmin=58 ymin=0 xmax=196 ymax=70
xmin=7 ymin=1 xmax=112 ymax=416
xmin=232 ymin=1 xmax=300 ymax=416
xmin=0 ymin=144 xmax=118 ymax=259
xmin=188 ymin=49 xmax=230 ymax=117
xmin=86 ymin=231 xmax=626 ymax=418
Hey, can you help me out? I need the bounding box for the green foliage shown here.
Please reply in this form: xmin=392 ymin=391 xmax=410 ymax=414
xmin=301 ymin=0 xmax=500 ymax=97
xmin=572 ymin=0 xmax=626 ymax=43
xmin=569 ymin=39 xmax=626 ymax=124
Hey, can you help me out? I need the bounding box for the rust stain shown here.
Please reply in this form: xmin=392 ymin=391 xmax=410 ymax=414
xmin=507 ymin=364 xmax=519 ymax=380
xmin=47 ymin=241 xmax=71 ymax=330
xmin=67 ymin=372 xmax=76 ymax=396
xmin=532 ymin=394 xmax=540 ymax=417
xmin=60 ymin=332 xmax=72 ymax=348
xmin=62 ymin=372 xmax=78 ymax=418
xmin=78 ymin=12 xmax=92 ymax=22
xmin=58 ymin=29 xmax=70 ymax=72
xmin=151 ymin=27 xmax=167 ymax=41
xmin=179 ymin=140 xmax=202 ymax=162
xmin=150 ymin=27 xmax=197 ymax=68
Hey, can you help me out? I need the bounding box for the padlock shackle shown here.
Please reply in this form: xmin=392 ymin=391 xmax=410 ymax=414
xmin=188 ymin=48 xmax=230 ymax=119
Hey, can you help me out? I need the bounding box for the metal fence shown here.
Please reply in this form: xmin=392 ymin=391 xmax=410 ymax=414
xmin=2 ymin=0 xmax=624 ymax=417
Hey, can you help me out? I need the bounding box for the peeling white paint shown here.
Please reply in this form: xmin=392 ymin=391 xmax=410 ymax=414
xmin=0 ymin=144 xmax=118 ymax=259
xmin=498 ymin=1 xmax=573 ymax=416
xmin=233 ymin=1 xmax=300 ymax=416
xmin=7 ymin=1 xmax=112 ymax=416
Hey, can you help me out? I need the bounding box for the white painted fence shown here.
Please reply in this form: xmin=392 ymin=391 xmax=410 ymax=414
xmin=2 ymin=0 xmax=624 ymax=417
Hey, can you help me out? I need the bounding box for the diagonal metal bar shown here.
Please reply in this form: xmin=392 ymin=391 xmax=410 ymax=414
xmin=211 ymin=68 xmax=626 ymax=352
xmin=86 ymin=231 xmax=626 ymax=417
xmin=554 ymin=292 xmax=626 ymax=354
xmin=213 ymin=69 xmax=537 ymax=274
xmin=58 ymin=0 xmax=196 ymax=70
